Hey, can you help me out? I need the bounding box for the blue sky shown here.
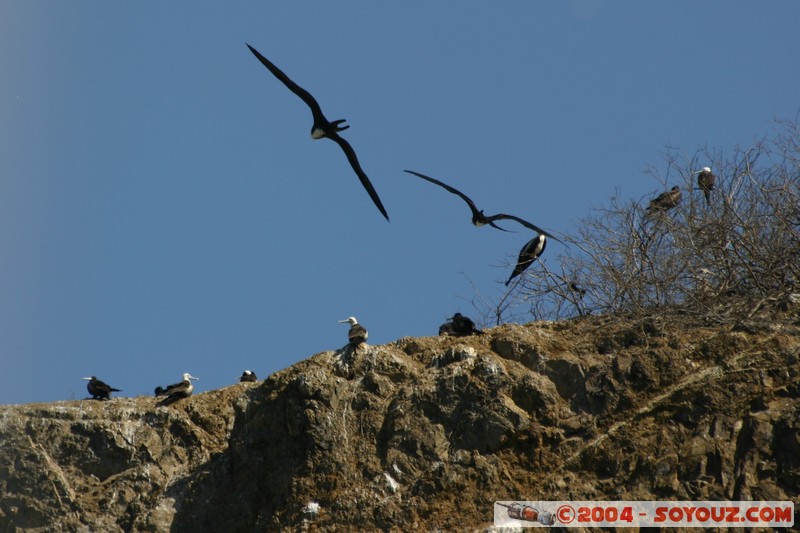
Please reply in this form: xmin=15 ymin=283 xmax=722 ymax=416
xmin=1 ymin=2 xmax=798 ymax=405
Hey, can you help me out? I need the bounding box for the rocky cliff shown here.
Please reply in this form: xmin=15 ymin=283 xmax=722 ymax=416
xmin=1 ymin=314 xmax=798 ymax=531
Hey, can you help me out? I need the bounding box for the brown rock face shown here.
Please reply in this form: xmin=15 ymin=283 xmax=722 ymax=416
xmin=1 ymin=316 xmax=798 ymax=531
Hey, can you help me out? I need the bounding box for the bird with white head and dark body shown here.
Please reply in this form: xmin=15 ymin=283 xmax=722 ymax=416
xmin=246 ymin=43 xmax=390 ymax=222
xmin=82 ymin=376 xmax=121 ymax=400
xmin=696 ymin=167 xmax=716 ymax=206
xmin=154 ymin=373 xmax=198 ymax=402
xmin=339 ymin=316 xmax=368 ymax=346
xmin=505 ymin=234 xmax=547 ymax=287
xmin=239 ymin=370 xmax=257 ymax=383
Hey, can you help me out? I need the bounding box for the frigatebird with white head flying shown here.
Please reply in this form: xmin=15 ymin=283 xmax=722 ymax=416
xmin=246 ymin=43 xmax=389 ymax=221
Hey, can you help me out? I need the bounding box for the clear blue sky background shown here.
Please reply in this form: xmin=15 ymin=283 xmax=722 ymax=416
xmin=1 ymin=2 xmax=798 ymax=405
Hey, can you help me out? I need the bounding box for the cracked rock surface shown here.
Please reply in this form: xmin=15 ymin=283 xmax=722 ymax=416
xmin=1 ymin=315 xmax=798 ymax=531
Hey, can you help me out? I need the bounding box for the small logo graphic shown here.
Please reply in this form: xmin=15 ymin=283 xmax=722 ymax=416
xmin=556 ymin=504 xmax=575 ymax=524
xmin=494 ymin=500 xmax=794 ymax=528
xmin=496 ymin=502 xmax=556 ymax=526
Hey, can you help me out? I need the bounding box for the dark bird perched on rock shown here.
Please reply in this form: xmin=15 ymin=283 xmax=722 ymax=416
xmin=239 ymin=370 xmax=257 ymax=383
xmin=646 ymin=186 xmax=682 ymax=213
xmin=439 ymin=313 xmax=484 ymax=337
xmin=155 ymin=373 xmax=198 ymax=403
xmin=339 ymin=316 xmax=368 ymax=346
xmin=246 ymin=43 xmax=389 ymax=221
xmin=82 ymin=376 xmax=121 ymax=400
xmin=404 ymin=170 xmax=563 ymax=243
xmin=696 ymin=167 xmax=715 ymax=206
xmin=505 ymin=234 xmax=547 ymax=286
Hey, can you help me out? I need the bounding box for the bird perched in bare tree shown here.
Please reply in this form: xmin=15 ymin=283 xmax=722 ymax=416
xmin=505 ymin=234 xmax=547 ymax=286
xmin=696 ymin=167 xmax=715 ymax=206
xmin=646 ymin=186 xmax=682 ymax=213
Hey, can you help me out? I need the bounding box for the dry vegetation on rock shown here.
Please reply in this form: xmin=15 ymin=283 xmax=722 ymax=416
xmin=491 ymin=117 xmax=800 ymax=328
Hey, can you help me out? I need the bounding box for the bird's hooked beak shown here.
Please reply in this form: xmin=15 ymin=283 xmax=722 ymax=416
xmin=188 ymin=375 xmax=199 ymax=381
xmin=82 ymin=377 xmax=92 ymax=381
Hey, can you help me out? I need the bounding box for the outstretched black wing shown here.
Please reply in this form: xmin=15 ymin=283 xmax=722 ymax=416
xmin=488 ymin=214 xmax=564 ymax=244
xmin=404 ymin=170 xmax=482 ymax=219
xmin=330 ymin=134 xmax=390 ymax=221
xmin=246 ymin=43 xmax=327 ymax=125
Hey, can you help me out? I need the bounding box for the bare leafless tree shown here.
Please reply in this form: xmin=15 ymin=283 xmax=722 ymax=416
xmin=474 ymin=115 xmax=800 ymax=325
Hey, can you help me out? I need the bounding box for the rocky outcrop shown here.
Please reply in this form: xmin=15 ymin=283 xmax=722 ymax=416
xmin=1 ymin=315 xmax=798 ymax=531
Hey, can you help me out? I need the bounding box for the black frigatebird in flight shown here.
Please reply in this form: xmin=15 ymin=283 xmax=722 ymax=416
xmin=404 ymin=170 xmax=563 ymax=243
xmin=246 ymin=44 xmax=389 ymax=221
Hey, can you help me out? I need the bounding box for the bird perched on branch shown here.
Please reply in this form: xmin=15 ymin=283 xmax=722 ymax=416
xmin=505 ymin=234 xmax=547 ymax=286
xmin=246 ymin=43 xmax=389 ymax=221
xmin=696 ymin=167 xmax=716 ymax=206
xmin=646 ymin=186 xmax=682 ymax=213
xmin=82 ymin=376 xmax=121 ymax=400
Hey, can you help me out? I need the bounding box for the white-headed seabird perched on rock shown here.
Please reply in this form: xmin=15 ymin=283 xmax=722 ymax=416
xmin=646 ymin=186 xmax=682 ymax=213
xmin=246 ymin=43 xmax=390 ymax=222
xmin=404 ymin=170 xmax=564 ymax=243
xmin=155 ymin=373 xmax=198 ymax=403
xmin=439 ymin=313 xmax=484 ymax=337
xmin=696 ymin=167 xmax=715 ymax=206
xmin=505 ymin=234 xmax=547 ymax=286
xmin=239 ymin=370 xmax=257 ymax=383
xmin=82 ymin=376 xmax=121 ymax=400
xmin=339 ymin=316 xmax=368 ymax=346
